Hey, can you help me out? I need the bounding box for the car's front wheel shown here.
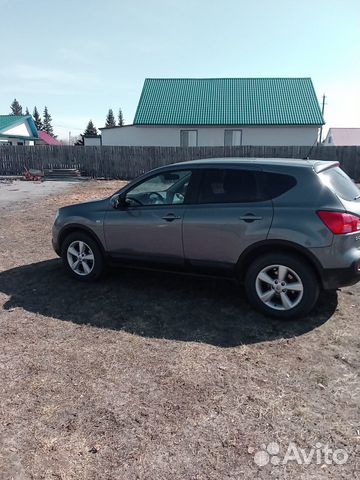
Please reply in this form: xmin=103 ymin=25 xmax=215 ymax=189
xmin=61 ymin=232 xmax=104 ymax=281
xmin=244 ymin=253 xmax=320 ymax=319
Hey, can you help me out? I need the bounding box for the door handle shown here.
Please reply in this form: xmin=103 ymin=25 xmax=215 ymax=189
xmin=239 ymin=214 xmax=263 ymax=222
xmin=162 ymin=213 xmax=181 ymax=222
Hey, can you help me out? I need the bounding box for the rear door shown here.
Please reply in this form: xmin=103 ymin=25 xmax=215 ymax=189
xmin=182 ymin=167 xmax=273 ymax=269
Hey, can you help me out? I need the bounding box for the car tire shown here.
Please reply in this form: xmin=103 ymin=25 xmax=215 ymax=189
xmin=244 ymin=253 xmax=320 ymax=319
xmin=61 ymin=232 xmax=104 ymax=282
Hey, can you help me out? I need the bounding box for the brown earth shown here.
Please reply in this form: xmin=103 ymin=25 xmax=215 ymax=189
xmin=0 ymin=180 xmax=359 ymax=479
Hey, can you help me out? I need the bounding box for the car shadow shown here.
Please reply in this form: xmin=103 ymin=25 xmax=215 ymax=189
xmin=0 ymin=259 xmax=338 ymax=348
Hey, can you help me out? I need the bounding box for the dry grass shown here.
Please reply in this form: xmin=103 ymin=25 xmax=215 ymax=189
xmin=0 ymin=180 xmax=359 ymax=479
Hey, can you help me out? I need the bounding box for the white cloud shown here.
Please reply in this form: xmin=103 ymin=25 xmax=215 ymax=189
xmin=10 ymin=64 xmax=98 ymax=85
xmin=0 ymin=63 xmax=102 ymax=96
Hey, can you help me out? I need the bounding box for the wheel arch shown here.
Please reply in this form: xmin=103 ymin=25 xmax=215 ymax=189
xmin=58 ymin=225 xmax=106 ymax=256
xmin=236 ymin=240 xmax=323 ymax=285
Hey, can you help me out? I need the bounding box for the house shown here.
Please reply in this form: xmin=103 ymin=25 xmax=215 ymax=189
xmin=36 ymin=131 xmax=61 ymax=146
xmin=323 ymin=128 xmax=360 ymax=146
xmin=100 ymin=78 xmax=324 ymax=147
xmin=0 ymin=115 xmax=39 ymax=145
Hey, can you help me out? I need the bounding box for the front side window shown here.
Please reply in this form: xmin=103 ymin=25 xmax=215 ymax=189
xmin=126 ymin=170 xmax=192 ymax=206
xmin=224 ymin=129 xmax=242 ymax=146
xmin=198 ymin=169 xmax=261 ymax=203
xmin=180 ymin=130 xmax=198 ymax=147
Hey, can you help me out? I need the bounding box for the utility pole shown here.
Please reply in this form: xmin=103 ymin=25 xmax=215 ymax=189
xmin=319 ymin=94 xmax=326 ymax=144
xmin=69 ymin=131 xmax=71 ymax=146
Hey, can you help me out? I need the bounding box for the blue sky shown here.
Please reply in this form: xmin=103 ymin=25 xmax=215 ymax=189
xmin=0 ymin=0 xmax=359 ymax=140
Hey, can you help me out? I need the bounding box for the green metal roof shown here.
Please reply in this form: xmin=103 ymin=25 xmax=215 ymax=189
xmin=134 ymin=78 xmax=324 ymax=126
xmin=0 ymin=115 xmax=39 ymax=137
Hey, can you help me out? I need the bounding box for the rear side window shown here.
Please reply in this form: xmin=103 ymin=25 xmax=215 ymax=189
xmin=319 ymin=167 xmax=360 ymax=201
xmin=198 ymin=169 xmax=261 ymax=203
xmin=258 ymin=172 xmax=297 ymax=200
xmin=198 ymin=169 xmax=297 ymax=204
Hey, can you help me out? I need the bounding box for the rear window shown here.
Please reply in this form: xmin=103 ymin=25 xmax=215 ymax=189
xmin=319 ymin=167 xmax=360 ymax=201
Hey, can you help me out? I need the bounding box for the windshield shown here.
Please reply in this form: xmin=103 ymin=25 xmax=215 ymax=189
xmin=319 ymin=167 xmax=360 ymax=201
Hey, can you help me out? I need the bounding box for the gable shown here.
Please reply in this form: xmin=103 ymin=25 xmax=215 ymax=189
xmin=134 ymin=78 xmax=324 ymax=126
xmin=3 ymin=121 xmax=32 ymax=137
xmin=0 ymin=115 xmax=39 ymax=138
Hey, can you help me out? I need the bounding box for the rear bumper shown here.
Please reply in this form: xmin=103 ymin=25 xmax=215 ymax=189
xmin=321 ymin=260 xmax=360 ymax=289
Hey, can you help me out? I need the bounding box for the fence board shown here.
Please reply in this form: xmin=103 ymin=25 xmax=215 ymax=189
xmin=0 ymin=145 xmax=359 ymax=180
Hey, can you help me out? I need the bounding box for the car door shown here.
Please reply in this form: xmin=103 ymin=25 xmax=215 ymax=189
xmin=182 ymin=167 xmax=274 ymax=269
xmin=104 ymin=169 xmax=194 ymax=265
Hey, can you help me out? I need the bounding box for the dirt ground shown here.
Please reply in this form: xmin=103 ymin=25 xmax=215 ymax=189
xmin=0 ymin=179 xmax=75 ymax=210
xmin=0 ymin=180 xmax=359 ymax=480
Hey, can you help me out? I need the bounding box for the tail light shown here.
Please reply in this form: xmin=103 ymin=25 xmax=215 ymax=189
xmin=317 ymin=211 xmax=360 ymax=234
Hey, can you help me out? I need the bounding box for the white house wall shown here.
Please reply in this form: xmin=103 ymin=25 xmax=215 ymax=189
xmin=84 ymin=137 xmax=101 ymax=146
xmin=101 ymin=126 xmax=319 ymax=147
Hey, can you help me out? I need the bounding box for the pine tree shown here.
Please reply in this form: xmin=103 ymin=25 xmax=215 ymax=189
xmin=33 ymin=107 xmax=43 ymax=131
xmin=10 ymin=98 xmax=23 ymax=115
xmin=74 ymin=136 xmax=84 ymax=146
xmin=25 ymin=107 xmax=30 ymax=116
xmin=84 ymin=120 xmax=98 ymax=136
xmin=43 ymin=106 xmax=54 ymax=135
xmin=118 ymin=108 xmax=124 ymax=126
xmin=105 ymin=108 xmax=116 ymax=128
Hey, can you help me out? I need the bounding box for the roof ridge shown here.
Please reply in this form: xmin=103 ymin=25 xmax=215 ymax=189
xmin=144 ymin=77 xmax=312 ymax=81
xmin=0 ymin=114 xmax=32 ymax=118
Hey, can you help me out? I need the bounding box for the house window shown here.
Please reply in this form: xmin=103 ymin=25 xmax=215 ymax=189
xmin=180 ymin=130 xmax=198 ymax=147
xmin=224 ymin=129 xmax=242 ymax=146
xmin=17 ymin=141 xmax=24 ymax=145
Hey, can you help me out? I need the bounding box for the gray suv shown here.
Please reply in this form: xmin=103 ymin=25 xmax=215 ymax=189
xmin=52 ymin=158 xmax=360 ymax=319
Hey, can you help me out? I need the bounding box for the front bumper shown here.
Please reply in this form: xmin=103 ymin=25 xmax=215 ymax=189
xmin=52 ymin=237 xmax=60 ymax=256
xmin=52 ymin=221 xmax=61 ymax=256
xmin=321 ymin=260 xmax=360 ymax=289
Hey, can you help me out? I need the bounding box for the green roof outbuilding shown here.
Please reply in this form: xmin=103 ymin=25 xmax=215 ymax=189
xmin=134 ymin=78 xmax=324 ymax=126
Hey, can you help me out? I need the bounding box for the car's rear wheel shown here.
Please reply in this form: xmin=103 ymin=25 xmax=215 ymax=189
xmin=61 ymin=232 xmax=104 ymax=281
xmin=244 ymin=253 xmax=320 ymax=319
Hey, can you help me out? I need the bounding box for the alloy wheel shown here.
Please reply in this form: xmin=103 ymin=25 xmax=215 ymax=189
xmin=255 ymin=264 xmax=304 ymax=311
xmin=66 ymin=240 xmax=95 ymax=276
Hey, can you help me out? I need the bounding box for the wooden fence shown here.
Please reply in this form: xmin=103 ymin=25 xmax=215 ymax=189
xmin=0 ymin=145 xmax=359 ymax=180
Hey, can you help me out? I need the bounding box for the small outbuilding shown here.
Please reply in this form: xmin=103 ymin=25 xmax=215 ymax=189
xmin=83 ymin=134 xmax=102 ymax=146
xmin=323 ymin=128 xmax=360 ymax=146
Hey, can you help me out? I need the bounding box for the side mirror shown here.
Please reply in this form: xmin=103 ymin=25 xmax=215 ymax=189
xmin=110 ymin=193 xmax=127 ymax=209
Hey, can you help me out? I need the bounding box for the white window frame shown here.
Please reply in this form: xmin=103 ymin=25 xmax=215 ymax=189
xmin=180 ymin=130 xmax=198 ymax=147
xmin=224 ymin=129 xmax=242 ymax=147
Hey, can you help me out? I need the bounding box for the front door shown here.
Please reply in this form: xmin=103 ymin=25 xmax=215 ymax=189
xmin=104 ymin=169 xmax=193 ymax=265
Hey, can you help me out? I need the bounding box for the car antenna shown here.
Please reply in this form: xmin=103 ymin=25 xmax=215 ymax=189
xmin=303 ymin=138 xmax=318 ymax=160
